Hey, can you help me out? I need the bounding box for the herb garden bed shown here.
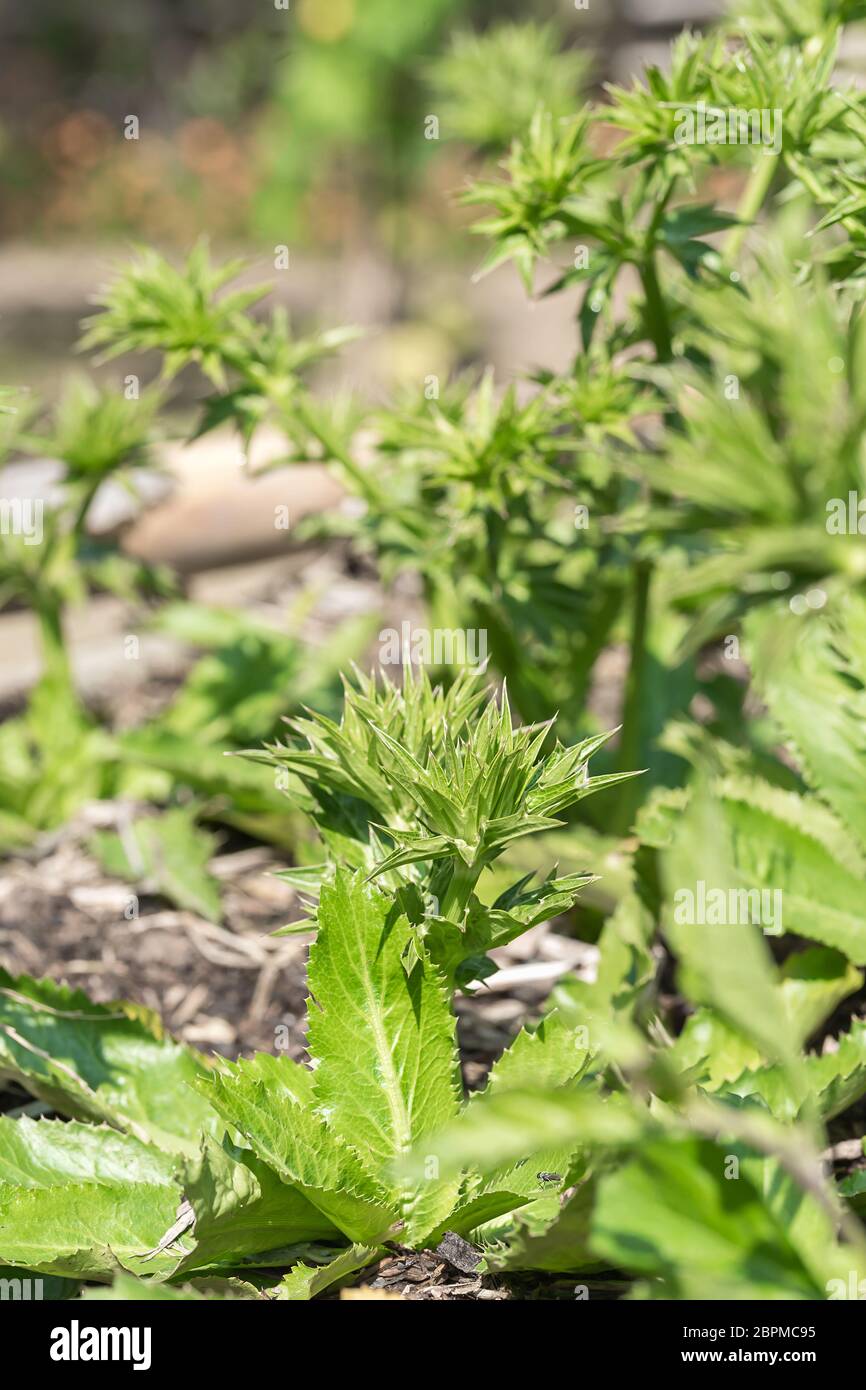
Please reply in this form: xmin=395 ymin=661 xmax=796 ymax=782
xmin=3 ymin=0 xmax=866 ymax=1310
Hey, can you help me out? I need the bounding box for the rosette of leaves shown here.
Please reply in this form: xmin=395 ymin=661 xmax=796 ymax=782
xmin=246 ymin=663 xmax=637 ymax=989
xmin=0 ymin=871 xmax=610 ymax=1299
xmin=1 ymin=799 xmax=864 ymax=1299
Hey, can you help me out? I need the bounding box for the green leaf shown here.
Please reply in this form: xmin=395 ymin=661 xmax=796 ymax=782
xmin=839 ymin=1165 xmax=866 ymax=1215
xmin=671 ymin=948 xmax=862 ymax=1088
xmin=171 ymin=1135 xmax=341 ymax=1275
xmin=82 ymin=1271 xmax=257 ymax=1300
xmin=723 ymin=1019 xmax=866 ymax=1124
xmin=307 ymin=870 xmax=461 ymax=1240
xmin=488 ymin=1179 xmax=603 ymax=1273
xmin=90 ymin=805 xmax=222 ymax=922
xmin=712 ymin=777 xmax=866 ymax=961
xmin=431 ymin=1189 xmax=530 ymax=1241
xmin=662 ymin=781 xmax=804 ymax=1083
xmin=748 ymin=600 xmax=866 ymax=860
xmin=407 ymin=1086 xmax=643 ymax=1184
xmin=553 ymin=892 xmax=655 ymax=1045
xmin=276 ymin=1243 xmax=380 ymax=1301
xmin=648 ymin=775 xmax=866 ymax=962
xmin=116 ymin=728 xmax=295 ymax=847
xmin=0 ymin=1117 xmax=181 ymax=1281
xmin=670 ymin=1012 xmax=765 ymax=1090
xmin=591 ymin=1135 xmax=832 ymax=1300
xmin=0 ymin=972 xmax=219 ymax=1153
xmin=200 ymin=1053 xmax=398 ymax=1245
xmin=658 ymin=203 xmax=740 ymax=245
xmin=717 ymin=1107 xmax=866 ymax=1299
xmin=0 ymin=1114 xmax=177 ymax=1190
xmin=149 ymin=601 xmax=370 ymax=749
xmin=476 ymin=1013 xmax=590 ymax=1098
xmin=778 ymin=947 xmax=864 ymax=1041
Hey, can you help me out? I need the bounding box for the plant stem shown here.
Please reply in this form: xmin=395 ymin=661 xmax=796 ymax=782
xmin=294 ymin=397 xmax=390 ymax=513
xmin=638 ymin=256 xmax=673 ymax=362
xmin=72 ymin=476 xmax=104 ymax=537
xmin=35 ymin=597 xmax=78 ymax=711
xmin=616 ymin=557 xmax=651 ymax=833
xmin=724 ymin=152 xmax=780 ymax=264
xmin=618 ymin=246 xmax=671 ymax=818
xmin=440 ymin=860 xmax=481 ymax=924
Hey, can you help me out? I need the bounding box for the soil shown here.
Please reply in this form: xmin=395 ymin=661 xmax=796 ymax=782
xmin=0 ymin=809 xmax=621 ymax=1302
xmin=0 ymin=809 xmax=586 ymax=1075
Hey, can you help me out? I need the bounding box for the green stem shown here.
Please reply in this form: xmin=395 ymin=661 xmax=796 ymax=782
xmin=296 ymin=398 xmax=386 ymax=508
xmin=616 ymin=558 xmax=651 ymax=833
xmin=35 ymin=597 xmax=78 ymax=709
xmin=72 ymin=475 xmax=103 ymax=537
xmin=724 ymin=151 xmax=781 ymax=264
xmin=440 ymin=860 xmax=482 ymax=925
xmin=222 ymin=340 xmax=387 ymax=510
xmin=618 ymin=245 xmax=672 ymax=815
xmin=638 ymin=257 xmax=673 ymax=363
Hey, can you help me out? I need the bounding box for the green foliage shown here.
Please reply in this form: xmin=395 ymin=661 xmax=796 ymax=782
xmin=463 ymin=107 xmax=609 ymax=294
xmin=248 ymin=663 xmax=631 ymax=985
xmin=428 ymin=23 xmax=591 ymax=153
xmin=0 ymin=874 xmax=604 ymax=1286
xmin=90 ymin=805 xmax=222 ymax=922
xmin=0 ymin=649 xmax=638 ymax=1292
xmin=0 ymin=972 xmax=218 ymax=1153
xmin=2 ymin=754 xmax=866 ymax=1299
xmin=26 ymin=375 xmax=162 ymax=490
xmin=76 ymin=213 xmax=652 ymax=741
xmin=732 ymin=0 xmax=866 ymax=41
xmin=83 ymin=240 xmax=363 ymax=468
xmin=0 ymin=338 xmax=370 ymax=853
xmin=747 ymin=595 xmax=866 ymax=854
xmin=0 ymin=370 xmax=173 ymax=847
xmin=6 ymin=0 xmax=866 ymax=1307
xmin=591 ymin=1134 xmax=854 ymax=1300
xmin=253 ymin=0 xmax=464 ymax=240
xmin=80 ymin=241 xmax=270 ymax=385
xmin=75 ymin=7 xmax=866 ymax=810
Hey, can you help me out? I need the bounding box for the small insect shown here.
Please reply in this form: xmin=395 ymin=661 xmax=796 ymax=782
xmin=536 ymin=1172 xmax=562 ymax=1185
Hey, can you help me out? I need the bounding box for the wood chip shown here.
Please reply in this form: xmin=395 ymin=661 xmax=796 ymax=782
xmin=435 ymin=1231 xmax=482 ymax=1274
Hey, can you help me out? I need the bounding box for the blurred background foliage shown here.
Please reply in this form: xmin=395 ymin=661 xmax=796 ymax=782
xmin=0 ymin=0 xmax=715 ymax=252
